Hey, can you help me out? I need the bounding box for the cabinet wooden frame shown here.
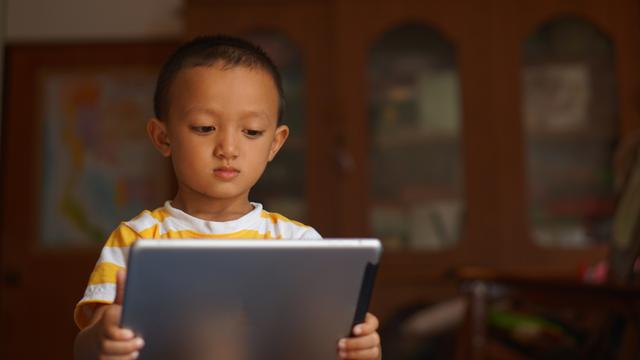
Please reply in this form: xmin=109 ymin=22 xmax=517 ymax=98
xmin=332 ymin=0 xmax=640 ymax=271
xmin=492 ymin=0 xmax=640 ymax=271
xmin=186 ymin=0 xmax=640 ymax=321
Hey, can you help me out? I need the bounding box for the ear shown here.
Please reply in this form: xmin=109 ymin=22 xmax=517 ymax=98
xmin=268 ymin=125 xmax=289 ymax=161
xmin=147 ymin=118 xmax=172 ymax=157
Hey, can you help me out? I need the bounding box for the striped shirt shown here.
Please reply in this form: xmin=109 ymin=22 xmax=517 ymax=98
xmin=74 ymin=201 xmax=321 ymax=329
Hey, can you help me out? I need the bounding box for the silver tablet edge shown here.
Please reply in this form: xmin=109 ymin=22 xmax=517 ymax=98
xmin=132 ymin=238 xmax=382 ymax=250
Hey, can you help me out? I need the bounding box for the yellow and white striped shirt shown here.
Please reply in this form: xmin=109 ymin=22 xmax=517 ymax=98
xmin=74 ymin=201 xmax=321 ymax=329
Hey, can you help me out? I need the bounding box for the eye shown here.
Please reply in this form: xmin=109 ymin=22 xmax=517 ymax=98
xmin=243 ymin=129 xmax=264 ymax=138
xmin=191 ymin=126 xmax=215 ymax=134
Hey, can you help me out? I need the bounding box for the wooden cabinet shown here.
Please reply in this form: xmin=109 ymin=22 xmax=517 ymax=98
xmin=186 ymin=0 xmax=640 ymax=321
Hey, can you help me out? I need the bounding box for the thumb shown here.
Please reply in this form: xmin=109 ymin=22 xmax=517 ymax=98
xmin=114 ymin=269 xmax=127 ymax=305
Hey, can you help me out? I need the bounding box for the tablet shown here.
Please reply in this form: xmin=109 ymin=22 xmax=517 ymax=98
xmin=120 ymin=239 xmax=382 ymax=360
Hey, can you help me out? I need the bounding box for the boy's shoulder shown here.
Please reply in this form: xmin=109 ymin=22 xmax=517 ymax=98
xmin=258 ymin=208 xmax=309 ymax=228
xmin=259 ymin=206 xmax=322 ymax=240
xmin=125 ymin=206 xmax=171 ymax=224
xmin=124 ymin=205 xmax=171 ymax=229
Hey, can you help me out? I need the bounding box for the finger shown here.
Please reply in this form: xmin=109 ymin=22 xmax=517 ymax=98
xmin=101 ymin=306 xmax=130 ymax=340
xmin=114 ymin=269 xmax=127 ymax=305
xmin=352 ymin=313 xmax=379 ymax=335
xmin=105 ymin=326 xmax=135 ymax=342
xmin=100 ymin=337 xmax=144 ymax=356
xmin=338 ymin=346 xmax=380 ymax=360
xmin=103 ymin=316 xmax=136 ymax=342
xmin=338 ymin=333 xmax=380 ymax=351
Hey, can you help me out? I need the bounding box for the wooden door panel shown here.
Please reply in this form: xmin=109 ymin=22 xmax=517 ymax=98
xmin=1 ymin=44 xmax=176 ymax=359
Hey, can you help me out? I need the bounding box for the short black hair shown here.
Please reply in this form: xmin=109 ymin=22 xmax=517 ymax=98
xmin=153 ymin=35 xmax=285 ymax=124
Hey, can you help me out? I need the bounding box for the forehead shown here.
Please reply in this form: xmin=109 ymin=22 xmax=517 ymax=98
xmin=167 ymin=65 xmax=279 ymax=121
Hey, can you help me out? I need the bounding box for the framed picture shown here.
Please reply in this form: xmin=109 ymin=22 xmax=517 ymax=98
xmin=2 ymin=43 xmax=178 ymax=250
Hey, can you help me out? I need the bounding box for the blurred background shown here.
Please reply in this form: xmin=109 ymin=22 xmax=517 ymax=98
xmin=1 ymin=0 xmax=640 ymax=358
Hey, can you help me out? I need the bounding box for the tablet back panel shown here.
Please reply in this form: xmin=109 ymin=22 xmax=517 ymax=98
xmin=121 ymin=239 xmax=381 ymax=360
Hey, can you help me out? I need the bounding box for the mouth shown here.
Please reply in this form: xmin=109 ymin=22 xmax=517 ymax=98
xmin=213 ymin=166 xmax=240 ymax=180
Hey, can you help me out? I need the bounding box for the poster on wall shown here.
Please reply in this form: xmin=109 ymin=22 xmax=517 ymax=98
xmin=39 ymin=69 xmax=172 ymax=247
xmin=1 ymin=44 xmax=177 ymax=250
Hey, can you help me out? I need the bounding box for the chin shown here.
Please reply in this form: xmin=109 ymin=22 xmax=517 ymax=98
xmin=203 ymin=188 xmax=249 ymax=201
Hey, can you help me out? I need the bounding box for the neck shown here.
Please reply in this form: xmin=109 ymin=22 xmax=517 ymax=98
xmin=171 ymin=191 xmax=254 ymax=222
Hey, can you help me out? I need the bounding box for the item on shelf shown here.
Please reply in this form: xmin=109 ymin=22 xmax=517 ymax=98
xmin=409 ymin=200 xmax=461 ymax=250
xmin=532 ymin=222 xmax=589 ymax=248
xmin=416 ymin=68 xmax=461 ymax=135
xmin=489 ymin=308 xmax=580 ymax=354
xmin=523 ymin=63 xmax=590 ymax=133
xmin=610 ymin=134 xmax=640 ymax=283
xmin=380 ymin=84 xmax=419 ymax=132
xmin=370 ymin=205 xmax=408 ymax=249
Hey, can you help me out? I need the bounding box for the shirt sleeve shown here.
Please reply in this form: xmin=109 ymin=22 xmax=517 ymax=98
xmin=299 ymin=226 xmax=323 ymax=239
xmin=73 ymin=223 xmax=140 ymax=329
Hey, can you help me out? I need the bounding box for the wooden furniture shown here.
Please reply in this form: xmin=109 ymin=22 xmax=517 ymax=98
xmin=457 ymin=268 xmax=640 ymax=359
xmin=186 ymin=0 xmax=640 ymax=324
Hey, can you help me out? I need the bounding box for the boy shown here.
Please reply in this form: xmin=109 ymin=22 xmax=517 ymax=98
xmin=73 ymin=36 xmax=381 ymax=360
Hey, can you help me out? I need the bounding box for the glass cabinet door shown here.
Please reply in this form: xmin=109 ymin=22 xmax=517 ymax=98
xmin=244 ymin=31 xmax=308 ymax=221
xmin=368 ymin=24 xmax=465 ymax=250
xmin=521 ymin=18 xmax=618 ymax=247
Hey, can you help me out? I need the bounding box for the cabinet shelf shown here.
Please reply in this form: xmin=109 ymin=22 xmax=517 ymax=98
xmin=373 ymin=129 xmax=460 ymax=149
xmin=527 ymin=129 xmax=615 ymax=143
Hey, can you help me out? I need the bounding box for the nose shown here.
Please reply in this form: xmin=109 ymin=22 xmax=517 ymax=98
xmin=214 ymin=128 xmax=239 ymax=160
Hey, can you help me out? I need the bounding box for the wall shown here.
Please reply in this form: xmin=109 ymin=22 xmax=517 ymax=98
xmin=6 ymin=0 xmax=183 ymax=41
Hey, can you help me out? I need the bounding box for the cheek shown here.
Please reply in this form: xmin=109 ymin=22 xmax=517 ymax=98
xmin=173 ymin=136 xmax=211 ymax=157
xmin=171 ymin=142 xmax=209 ymax=173
xmin=258 ymin=142 xmax=277 ymax=162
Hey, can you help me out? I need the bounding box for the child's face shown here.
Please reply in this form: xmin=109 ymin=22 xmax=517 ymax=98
xmin=148 ymin=64 xmax=288 ymax=208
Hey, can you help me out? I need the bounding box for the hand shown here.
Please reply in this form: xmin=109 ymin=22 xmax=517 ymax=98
xmin=337 ymin=313 xmax=381 ymax=359
xmin=96 ymin=269 xmax=145 ymax=359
